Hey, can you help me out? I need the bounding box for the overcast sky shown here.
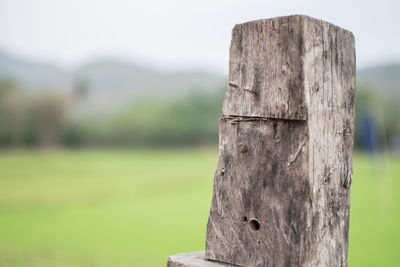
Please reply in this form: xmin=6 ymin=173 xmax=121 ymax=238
xmin=0 ymin=0 xmax=399 ymax=73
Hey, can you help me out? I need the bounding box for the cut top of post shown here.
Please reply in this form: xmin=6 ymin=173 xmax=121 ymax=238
xmin=222 ymin=15 xmax=355 ymax=121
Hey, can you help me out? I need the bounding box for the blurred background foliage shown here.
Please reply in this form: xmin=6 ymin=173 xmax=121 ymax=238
xmin=0 ymin=50 xmax=399 ymax=267
xmin=0 ymin=51 xmax=399 ymax=151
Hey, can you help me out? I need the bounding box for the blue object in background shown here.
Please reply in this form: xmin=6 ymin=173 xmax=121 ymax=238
xmin=361 ymin=111 xmax=379 ymax=152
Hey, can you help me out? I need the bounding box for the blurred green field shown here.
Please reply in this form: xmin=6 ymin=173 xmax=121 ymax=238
xmin=0 ymin=149 xmax=399 ymax=266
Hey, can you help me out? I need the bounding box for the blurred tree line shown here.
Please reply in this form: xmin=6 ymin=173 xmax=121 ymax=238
xmin=0 ymin=77 xmax=67 ymax=147
xmin=0 ymin=76 xmax=399 ymax=150
xmin=0 ymin=76 xmax=223 ymax=147
xmin=64 ymin=91 xmax=224 ymax=147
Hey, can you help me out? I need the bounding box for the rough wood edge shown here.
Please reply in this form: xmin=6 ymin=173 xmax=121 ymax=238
xmin=167 ymin=251 xmax=238 ymax=267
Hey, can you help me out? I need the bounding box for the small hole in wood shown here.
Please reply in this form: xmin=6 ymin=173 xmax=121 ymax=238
xmin=240 ymin=145 xmax=248 ymax=153
xmin=249 ymin=219 xmax=260 ymax=231
xmin=273 ymin=122 xmax=278 ymax=135
xmin=243 ymin=216 xmax=248 ymax=222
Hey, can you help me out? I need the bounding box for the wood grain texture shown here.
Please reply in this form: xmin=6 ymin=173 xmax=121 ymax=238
xmin=205 ymin=15 xmax=356 ymax=267
xmin=302 ymin=16 xmax=356 ymax=267
xmin=206 ymin=117 xmax=309 ymax=266
xmin=223 ymin=16 xmax=307 ymax=120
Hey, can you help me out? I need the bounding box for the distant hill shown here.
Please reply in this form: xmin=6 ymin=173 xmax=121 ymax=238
xmin=357 ymin=63 xmax=400 ymax=95
xmin=0 ymin=51 xmax=73 ymax=92
xmin=74 ymin=60 xmax=226 ymax=113
xmin=0 ymin=50 xmax=226 ymax=114
xmin=1 ymin=49 xmax=399 ymax=113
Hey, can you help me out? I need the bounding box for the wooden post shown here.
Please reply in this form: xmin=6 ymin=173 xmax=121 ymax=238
xmin=168 ymin=15 xmax=356 ymax=267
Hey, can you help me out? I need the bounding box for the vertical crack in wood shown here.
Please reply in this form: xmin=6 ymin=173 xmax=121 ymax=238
xmin=287 ymin=138 xmax=307 ymax=167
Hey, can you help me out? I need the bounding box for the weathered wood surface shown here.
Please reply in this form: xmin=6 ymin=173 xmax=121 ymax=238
xmin=223 ymin=16 xmax=307 ymax=120
xmin=167 ymin=251 xmax=236 ymax=267
xmin=205 ymin=15 xmax=356 ymax=267
xmin=206 ymin=117 xmax=309 ymax=266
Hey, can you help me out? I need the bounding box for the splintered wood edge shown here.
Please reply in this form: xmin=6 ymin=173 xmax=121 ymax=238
xmin=167 ymin=251 xmax=238 ymax=267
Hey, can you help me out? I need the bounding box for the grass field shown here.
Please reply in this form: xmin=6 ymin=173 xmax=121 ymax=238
xmin=0 ymin=149 xmax=399 ymax=266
